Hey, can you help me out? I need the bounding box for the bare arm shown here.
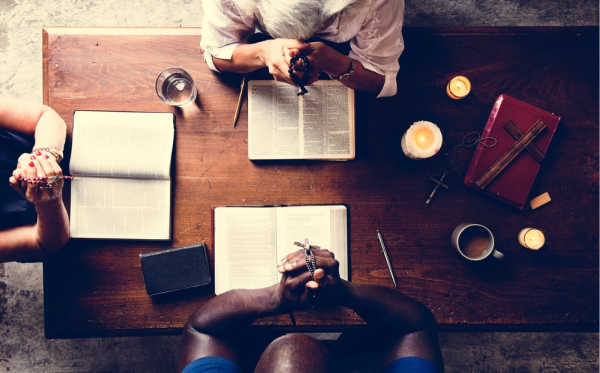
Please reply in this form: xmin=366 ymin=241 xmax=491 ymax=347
xmin=214 ymin=41 xmax=384 ymax=94
xmin=180 ymin=267 xmax=319 ymax=370
xmin=180 ymin=286 xmax=280 ymax=370
xmin=341 ymin=282 xmax=443 ymax=368
xmin=0 ymin=96 xmax=67 ymax=148
xmin=212 ymin=42 xmax=270 ymax=74
xmin=0 ymin=198 xmax=69 ymax=262
xmin=1 ymin=98 xmax=69 ymax=261
xmin=300 ymin=42 xmax=384 ymax=94
xmin=280 ymin=249 xmax=443 ymax=371
xmin=212 ymin=39 xmax=311 ymax=85
xmin=186 ymin=286 xmax=280 ymax=336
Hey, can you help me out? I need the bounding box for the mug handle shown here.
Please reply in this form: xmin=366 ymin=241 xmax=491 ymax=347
xmin=492 ymin=250 xmax=504 ymax=259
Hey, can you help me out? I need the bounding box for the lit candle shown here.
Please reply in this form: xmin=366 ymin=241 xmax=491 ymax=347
xmin=518 ymin=228 xmax=546 ymax=250
xmin=401 ymin=121 xmax=443 ymax=159
xmin=414 ymin=128 xmax=434 ymax=149
xmin=446 ymin=75 xmax=471 ymax=100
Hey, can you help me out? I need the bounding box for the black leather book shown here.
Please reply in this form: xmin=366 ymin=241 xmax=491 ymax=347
xmin=140 ymin=243 xmax=211 ymax=297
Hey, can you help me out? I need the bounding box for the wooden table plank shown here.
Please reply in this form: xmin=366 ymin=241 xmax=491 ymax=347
xmin=43 ymin=27 xmax=599 ymax=338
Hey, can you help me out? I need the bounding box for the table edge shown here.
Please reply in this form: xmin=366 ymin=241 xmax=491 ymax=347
xmin=44 ymin=322 xmax=600 ymax=339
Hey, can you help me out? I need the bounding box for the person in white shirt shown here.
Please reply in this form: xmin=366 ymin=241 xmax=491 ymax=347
xmin=201 ymin=0 xmax=405 ymax=98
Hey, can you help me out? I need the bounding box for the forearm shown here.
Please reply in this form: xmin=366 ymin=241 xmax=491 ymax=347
xmin=35 ymin=198 xmax=70 ymax=254
xmin=341 ymin=281 xmax=437 ymax=334
xmin=212 ymin=42 xmax=270 ymax=73
xmin=0 ymin=226 xmax=40 ymax=262
xmin=33 ymin=106 xmax=67 ymax=151
xmin=322 ymin=52 xmax=384 ymax=94
xmin=0 ymin=196 xmax=68 ymax=262
xmin=188 ymin=285 xmax=280 ymax=336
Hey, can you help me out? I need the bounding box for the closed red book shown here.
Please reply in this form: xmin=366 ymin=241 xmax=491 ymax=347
xmin=464 ymin=95 xmax=561 ymax=210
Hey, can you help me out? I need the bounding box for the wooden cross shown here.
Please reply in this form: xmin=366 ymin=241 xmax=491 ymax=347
xmin=425 ymin=170 xmax=448 ymax=205
xmin=503 ymin=120 xmax=544 ymax=162
xmin=475 ymin=120 xmax=546 ymax=189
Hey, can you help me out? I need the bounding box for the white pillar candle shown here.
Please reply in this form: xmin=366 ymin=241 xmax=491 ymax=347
xmin=401 ymin=120 xmax=443 ymax=159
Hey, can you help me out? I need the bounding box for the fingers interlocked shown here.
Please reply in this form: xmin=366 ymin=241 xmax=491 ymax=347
xmin=279 ymin=247 xmax=339 ymax=290
xmin=9 ymin=151 xmax=64 ymax=203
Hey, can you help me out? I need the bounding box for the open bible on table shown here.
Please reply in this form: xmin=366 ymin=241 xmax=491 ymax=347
xmin=69 ymin=110 xmax=175 ymax=240
xmin=248 ymin=80 xmax=355 ymax=161
xmin=214 ymin=205 xmax=349 ymax=295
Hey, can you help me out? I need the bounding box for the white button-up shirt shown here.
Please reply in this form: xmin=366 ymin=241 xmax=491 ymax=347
xmin=201 ymin=0 xmax=405 ymax=98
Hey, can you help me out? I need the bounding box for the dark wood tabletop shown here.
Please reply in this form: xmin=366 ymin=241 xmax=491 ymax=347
xmin=42 ymin=27 xmax=599 ymax=338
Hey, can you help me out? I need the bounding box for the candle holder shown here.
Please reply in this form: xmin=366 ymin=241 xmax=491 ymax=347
xmin=518 ymin=227 xmax=547 ymax=251
xmin=401 ymin=120 xmax=443 ymax=159
xmin=446 ymin=75 xmax=471 ymax=100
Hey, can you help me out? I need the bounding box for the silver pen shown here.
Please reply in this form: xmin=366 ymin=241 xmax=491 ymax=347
xmin=377 ymin=229 xmax=398 ymax=288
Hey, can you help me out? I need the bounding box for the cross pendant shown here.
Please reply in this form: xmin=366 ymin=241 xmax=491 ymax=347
xmin=425 ymin=170 xmax=448 ymax=205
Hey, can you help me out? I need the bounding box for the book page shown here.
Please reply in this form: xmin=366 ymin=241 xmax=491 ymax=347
xmin=248 ymin=82 xmax=300 ymax=157
xmin=69 ymin=177 xmax=171 ymax=240
xmin=248 ymin=80 xmax=354 ymax=160
xmin=302 ymin=82 xmax=354 ymax=158
xmin=275 ymin=205 xmax=348 ymax=281
xmin=214 ymin=207 xmax=278 ymax=295
xmin=70 ymin=111 xmax=174 ymax=179
xmin=331 ymin=205 xmax=349 ymax=281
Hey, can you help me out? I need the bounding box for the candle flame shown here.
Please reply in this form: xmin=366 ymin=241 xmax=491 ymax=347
xmin=414 ymin=128 xmax=434 ymax=149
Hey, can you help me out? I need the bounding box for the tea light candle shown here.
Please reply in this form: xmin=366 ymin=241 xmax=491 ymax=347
xmin=446 ymin=75 xmax=471 ymax=100
xmin=518 ymin=227 xmax=546 ymax=250
xmin=401 ymin=121 xmax=443 ymax=159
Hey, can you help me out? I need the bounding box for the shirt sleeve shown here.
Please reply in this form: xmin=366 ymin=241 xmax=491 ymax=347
xmin=200 ymin=0 xmax=254 ymax=72
xmin=348 ymin=0 xmax=405 ymax=98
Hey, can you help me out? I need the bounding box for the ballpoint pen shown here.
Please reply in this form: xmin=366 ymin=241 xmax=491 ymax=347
xmin=376 ymin=229 xmax=398 ymax=288
xmin=232 ymin=76 xmax=247 ymax=128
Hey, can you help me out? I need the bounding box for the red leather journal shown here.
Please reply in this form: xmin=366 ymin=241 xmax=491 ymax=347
xmin=464 ymin=95 xmax=561 ymax=210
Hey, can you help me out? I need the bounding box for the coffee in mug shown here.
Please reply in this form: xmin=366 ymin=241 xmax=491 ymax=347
xmin=451 ymin=223 xmax=503 ymax=262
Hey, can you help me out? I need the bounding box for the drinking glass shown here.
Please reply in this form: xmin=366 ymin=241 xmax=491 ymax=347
xmin=155 ymin=67 xmax=197 ymax=106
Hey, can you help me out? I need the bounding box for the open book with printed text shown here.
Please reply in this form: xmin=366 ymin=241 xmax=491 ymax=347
xmin=214 ymin=205 xmax=349 ymax=295
xmin=248 ymin=80 xmax=355 ymax=160
xmin=69 ymin=111 xmax=174 ymax=240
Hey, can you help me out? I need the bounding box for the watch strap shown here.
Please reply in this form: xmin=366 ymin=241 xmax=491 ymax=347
xmin=329 ymin=59 xmax=355 ymax=81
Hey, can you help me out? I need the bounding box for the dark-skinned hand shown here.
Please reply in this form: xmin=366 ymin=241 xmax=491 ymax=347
xmin=277 ymin=247 xmax=346 ymax=308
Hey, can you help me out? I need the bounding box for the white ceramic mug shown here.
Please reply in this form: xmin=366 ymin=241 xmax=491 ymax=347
xmin=451 ymin=223 xmax=504 ymax=262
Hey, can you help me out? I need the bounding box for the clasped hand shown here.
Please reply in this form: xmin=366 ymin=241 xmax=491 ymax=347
xmin=260 ymin=39 xmax=339 ymax=87
xmin=275 ymin=247 xmax=346 ymax=311
xmin=8 ymin=151 xmax=64 ymax=204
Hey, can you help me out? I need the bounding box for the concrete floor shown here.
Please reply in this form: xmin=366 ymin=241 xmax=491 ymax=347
xmin=0 ymin=0 xmax=598 ymax=372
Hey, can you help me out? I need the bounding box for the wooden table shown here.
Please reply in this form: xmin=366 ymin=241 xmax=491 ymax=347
xmin=42 ymin=27 xmax=599 ymax=338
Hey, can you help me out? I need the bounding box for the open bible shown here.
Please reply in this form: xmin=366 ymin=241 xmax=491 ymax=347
xmin=69 ymin=111 xmax=175 ymax=240
xmin=214 ymin=205 xmax=349 ymax=295
xmin=248 ymin=80 xmax=355 ymax=160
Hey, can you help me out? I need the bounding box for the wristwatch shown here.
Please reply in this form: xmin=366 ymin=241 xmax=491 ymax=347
xmin=329 ymin=59 xmax=355 ymax=81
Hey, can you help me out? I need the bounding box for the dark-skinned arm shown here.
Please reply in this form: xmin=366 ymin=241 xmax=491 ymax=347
xmin=186 ymin=285 xmax=280 ymax=336
xmin=180 ymin=268 xmax=320 ymax=371
xmin=180 ymin=286 xmax=279 ymax=370
xmin=280 ymin=248 xmax=444 ymax=371
xmin=341 ymin=281 xmax=443 ymax=368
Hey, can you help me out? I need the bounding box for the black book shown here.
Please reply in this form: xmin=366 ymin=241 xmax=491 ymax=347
xmin=140 ymin=243 xmax=211 ymax=297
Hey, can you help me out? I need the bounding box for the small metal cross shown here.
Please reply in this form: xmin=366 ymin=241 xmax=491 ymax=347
xmin=425 ymin=170 xmax=448 ymax=205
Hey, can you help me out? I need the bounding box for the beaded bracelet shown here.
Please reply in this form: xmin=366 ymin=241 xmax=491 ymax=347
xmin=32 ymin=147 xmax=64 ymax=163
